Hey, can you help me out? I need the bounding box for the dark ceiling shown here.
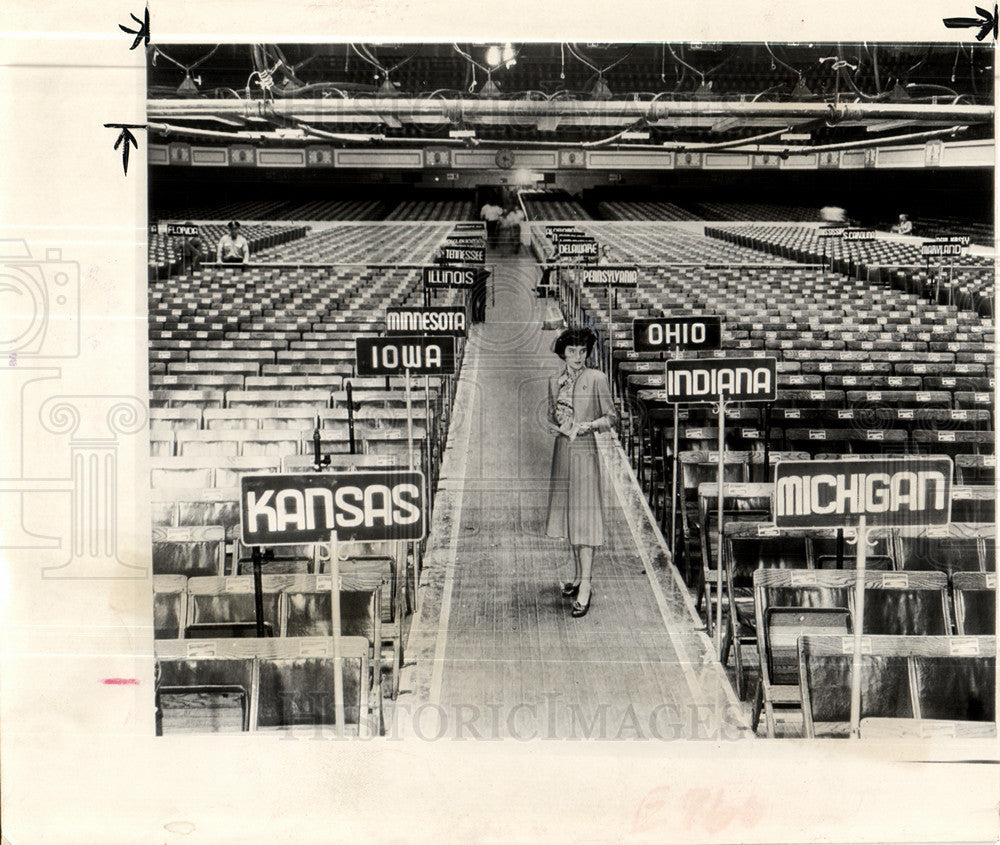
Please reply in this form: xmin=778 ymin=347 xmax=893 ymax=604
xmin=145 ymin=43 xmax=994 ymax=146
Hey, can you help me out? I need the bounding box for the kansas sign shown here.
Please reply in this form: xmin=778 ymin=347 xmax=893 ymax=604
xmin=241 ymin=471 xmax=426 ymax=545
xmin=633 ymin=316 xmax=722 ymax=352
xmin=356 ymin=335 xmax=456 ymax=376
xmin=665 ymin=356 xmax=777 ymax=403
xmin=773 ymin=457 xmax=953 ymax=529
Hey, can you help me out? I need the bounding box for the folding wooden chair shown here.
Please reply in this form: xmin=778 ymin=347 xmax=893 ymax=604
xmin=153 ymin=574 xmax=188 ymax=640
xmin=953 ymin=572 xmax=996 ymax=635
xmin=254 ymin=636 xmax=374 ymax=735
xmin=753 ymin=569 xmax=854 ymax=737
xmin=185 ymin=575 xmax=293 ymax=638
xmin=798 ymin=634 xmax=996 ymax=737
xmin=152 ymin=525 xmax=226 ymax=578
xmin=154 ymin=640 xmax=256 ymax=734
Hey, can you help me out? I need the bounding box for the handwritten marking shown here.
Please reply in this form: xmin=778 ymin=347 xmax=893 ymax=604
xmin=103 ymin=124 xmax=146 ymax=175
xmin=119 ymin=7 xmax=150 ymax=50
xmin=102 ymin=677 xmax=140 ymax=685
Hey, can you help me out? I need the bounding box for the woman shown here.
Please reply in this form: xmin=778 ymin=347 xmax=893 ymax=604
xmin=544 ymin=327 xmax=616 ymax=618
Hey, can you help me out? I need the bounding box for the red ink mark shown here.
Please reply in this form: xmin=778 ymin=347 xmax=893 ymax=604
xmin=631 ymin=785 xmax=672 ymax=834
xmin=103 ymin=677 xmax=140 ymax=685
xmin=634 ymin=786 xmax=764 ymax=835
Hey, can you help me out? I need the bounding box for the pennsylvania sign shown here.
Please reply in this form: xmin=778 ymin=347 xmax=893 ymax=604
xmin=241 ymin=471 xmax=426 ymax=545
xmin=773 ymin=457 xmax=953 ymax=529
xmin=579 ymin=266 xmax=639 ymax=287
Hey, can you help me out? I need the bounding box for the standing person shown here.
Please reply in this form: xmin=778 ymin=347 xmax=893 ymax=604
xmin=480 ymin=202 xmax=503 ymax=249
xmin=544 ymin=327 xmax=616 ymax=618
xmin=180 ymin=223 xmax=206 ymax=272
xmin=537 ymin=246 xmax=560 ymax=298
xmin=505 ymin=206 xmax=525 ymax=254
xmin=217 ymin=220 xmax=250 ymax=264
xmin=470 ymin=267 xmax=490 ymax=324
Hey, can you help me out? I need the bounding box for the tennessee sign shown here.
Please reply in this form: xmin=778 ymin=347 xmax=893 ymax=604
xmin=773 ymin=457 xmax=953 ymax=529
xmin=440 ymin=246 xmax=485 ymax=265
xmin=579 ymin=266 xmax=639 ymax=287
xmin=356 ymin=335 xmax=456 ymax=376
xmin=453 ymin=222 xmax=486 ymax=233
xmin=665 ymin=356 xmax=777 ymax=403
xmin=632 ymin=316 xmax=722 ymax=352
xmin=423 ymin=266 xmax=480 ymax=288
xmin=240 ymin=471 xmax=426 ymax=545
xmin=385 ymin=307 xmax=467 ymax=337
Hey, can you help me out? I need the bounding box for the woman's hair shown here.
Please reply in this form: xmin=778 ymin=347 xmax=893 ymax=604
xmin=552 ymin=327 xmax=598 ymax=359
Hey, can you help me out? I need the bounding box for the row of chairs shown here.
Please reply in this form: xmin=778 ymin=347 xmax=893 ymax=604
xmin=775 ymin=631 xmax=994 ymax=738
xmin=598 ymin=201 xmax=701 ymax=222
xmin=148 ymin=224 xmax=310 ymax=275
xmin=705 ymin=224 xmax=994 ymax=317
xmin=155 ymin=636 xmax=378 ymax=735
xmin=251 ymin=222 xmax=453 ymax=264
xmin=384 ymin=199 xmax=473 ymax=221
xmin=154 ymin=558 xmax=404 ymax=698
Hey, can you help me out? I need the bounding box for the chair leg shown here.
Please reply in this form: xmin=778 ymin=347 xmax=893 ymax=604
xmin=733 ymin=632 xmax=746 ymax=701
xmin=750 ymin=680 xmax=763 ymax=734
xmin=720 ymin=618 xmax=733 ymax=668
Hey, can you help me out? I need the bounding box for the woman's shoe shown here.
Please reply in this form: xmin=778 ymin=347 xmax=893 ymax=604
xmin=561 ymin=581 xmax=581 ymax=598
xmin=571 ymin=596 xmax=591 ymax=618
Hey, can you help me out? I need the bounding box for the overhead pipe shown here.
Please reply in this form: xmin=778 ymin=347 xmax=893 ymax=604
xmin=147 ymin=97 xmax=993 ymax=124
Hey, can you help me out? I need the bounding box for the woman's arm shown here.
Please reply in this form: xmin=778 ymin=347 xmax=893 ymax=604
xmin=546 ymin=377 xmax=558 ymax=426
xmin=580 ymin=370 xmax=617 ymax=433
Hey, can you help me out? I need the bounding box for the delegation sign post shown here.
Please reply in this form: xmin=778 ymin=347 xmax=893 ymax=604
xmin=579 ymin=266 xmax=638 ymax=402
xmin=633 ymin=316 xmax=723 ymax=555
xmin=357 ymin=334 xmax=457 ymax=474
xmin=241 ymin=470 xmax=427 ymax=738
xmin=665 ymin=355 xmax=778 ymax=652
xmin=773 ymin=456 xmax=952 ymax=737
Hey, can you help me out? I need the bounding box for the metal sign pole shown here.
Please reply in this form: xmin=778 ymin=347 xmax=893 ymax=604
xmin=849 ymin=515 xmax=869 ymax=739
xmin=607 ymin=280 xmax=615 ymax=402
xmin=251 ymin=546 xmax=265 ymax=638
xmin=329 ymin=531 xmax=345 ymax=738
xmin=405 ymin=367 xmax=414 ymax=470
xmin=423 ymin=373 xmax=432 ymax=591
xmin=715 ymin=397 xmax=727 ymax=655
xmin=346 ymin=381 xmax=356 ymax=455
xmin=668 ymin=346 xmax=681 ymax=557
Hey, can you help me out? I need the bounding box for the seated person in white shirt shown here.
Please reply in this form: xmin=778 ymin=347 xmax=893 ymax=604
xmin=217 ymin=220 xmax=250 ymax=264
xmin=890 ymin=213 xmax=913 ymax=235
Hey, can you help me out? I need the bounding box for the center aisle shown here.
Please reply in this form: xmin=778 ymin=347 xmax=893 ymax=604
xmin=398 ymin=256 xmax=752 ymax=741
